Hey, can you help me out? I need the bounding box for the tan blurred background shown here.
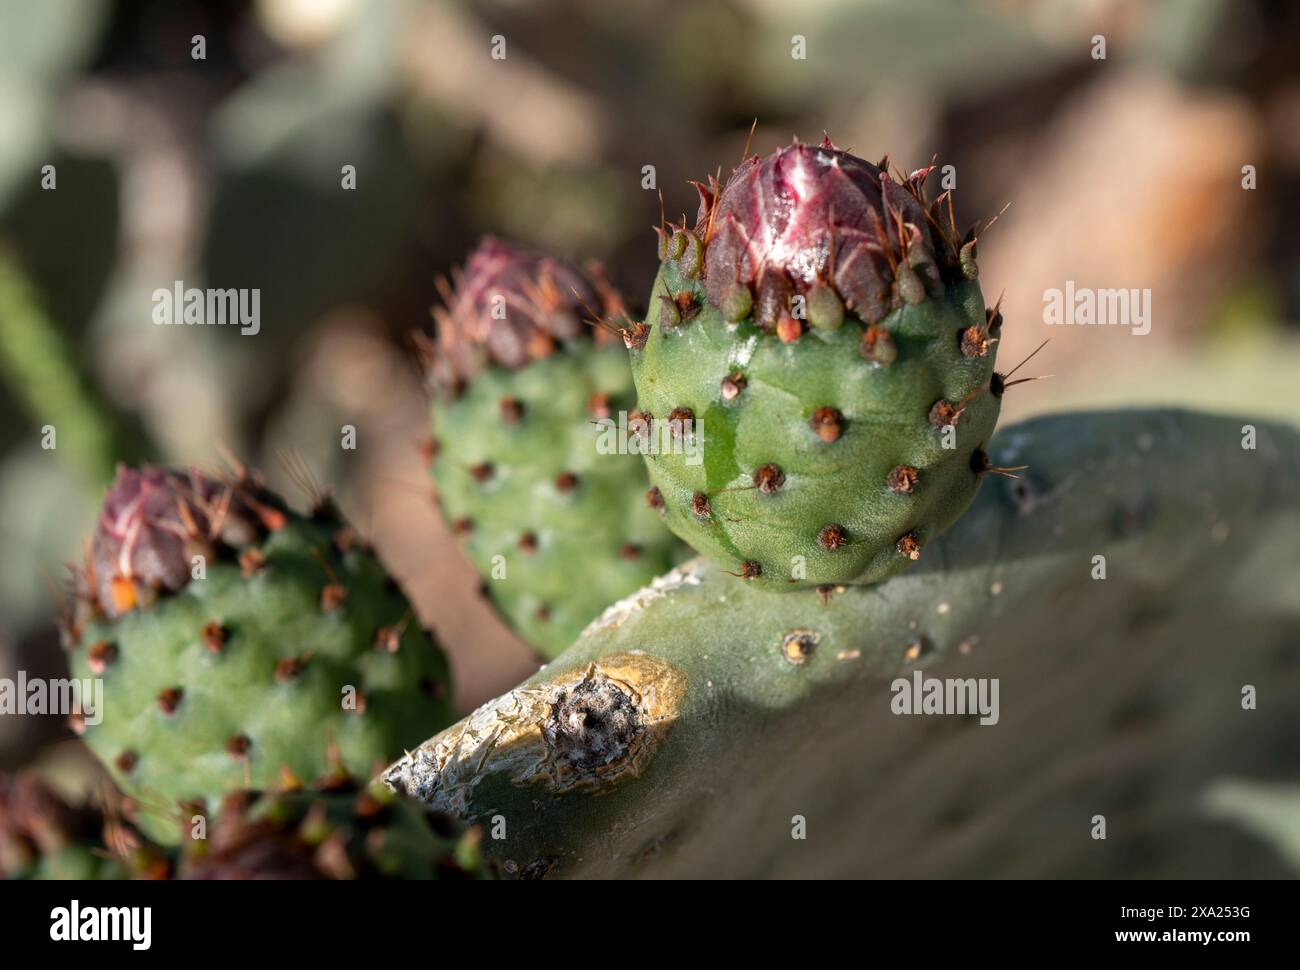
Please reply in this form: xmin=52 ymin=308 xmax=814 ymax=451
xmin=3 ymin=0 xmax=1300 ymax=769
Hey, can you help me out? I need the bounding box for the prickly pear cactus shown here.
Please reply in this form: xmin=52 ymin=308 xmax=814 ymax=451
xmin=629 ymin=139 xmax=1002 ymax=590
xmin=386 ymin=410 xmax=1300 ymax=878
xmin=63 ymin=466 xmax=454 ymax=845
xmin=182 ymin=770 xmax=492 ymax=880
xmin=425 ymin=237 xmax=680 ymax=657
xmin=0 ymin=771 xmax=171 ymax=880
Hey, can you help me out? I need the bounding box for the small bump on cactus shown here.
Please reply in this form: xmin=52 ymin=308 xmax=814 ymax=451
xmin=62 ymin=464 xmax=455 ymax=844
xmin=421 ymin=237 xmax=682 ymax=657
xmin=629 ymin=138 xmax=1003 ymax=591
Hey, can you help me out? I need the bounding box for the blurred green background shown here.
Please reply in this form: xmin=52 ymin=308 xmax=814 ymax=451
xmin=3 ymin=0 xmax=1300 ymax=771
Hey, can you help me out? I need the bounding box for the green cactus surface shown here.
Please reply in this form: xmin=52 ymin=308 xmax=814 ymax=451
xmin=386 ymin=409 xmax=1300 ymax=878
xmin=635 ymin=260 xmax=998 ymax=591
xmin=65 ymin=468 xmax=455 ymax=845
xmin=432 ymin=344 xmax=680 ymax=657
xmin=629 ymin=141 xmax=1002 ymax=590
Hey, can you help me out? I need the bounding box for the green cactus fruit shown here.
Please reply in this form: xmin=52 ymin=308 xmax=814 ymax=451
xmin=425 ymin=237 xmax=681 ymax=657
xmin=629 ymin=138 xmax=1003 ymax=591
xmin=181 ymin=770 xmax=493 ymax=880
xmin=63 ymin=465 xmax=455 ymax=845
xmin=0 ymin=771 xmax=171 ymax=880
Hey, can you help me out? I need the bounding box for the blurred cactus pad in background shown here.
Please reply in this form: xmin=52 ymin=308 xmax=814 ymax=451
xmin=3 ymin=0 xmax=1300 ymax=880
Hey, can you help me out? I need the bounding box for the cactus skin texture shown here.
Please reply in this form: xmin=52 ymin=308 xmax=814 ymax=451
xmin=630 ymin=140 xmax=1001 ymax=590
xmin=386 ymin=410 xmax=1300 ymax=878
xmin=0 ymin=771 xmax=171 ymax=880
xmin=426 ymin=238 xmax=681 ymax=657
xmin=64 ymin=466 xmax=455 ymax=845
xmin=181 ymin=772 xmax=493 ymax=880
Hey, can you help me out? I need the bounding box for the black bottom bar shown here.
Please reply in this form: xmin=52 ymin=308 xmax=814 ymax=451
xmin=0 ymin=877 xmax=1285 ymax=957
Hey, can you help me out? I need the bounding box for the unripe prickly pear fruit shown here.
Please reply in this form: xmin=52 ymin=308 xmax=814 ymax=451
xmin=63 ymin=465 xmax=455 ymax=845
xmin=0 ymin=771 xmax=171 ymax=880
xmin=181 ymin=769 xmax=492 ymax=880
xmin=424 ymin=237 xmax=681 ymax=657
xmin=629 ymin=138 xmax=1003 ymax=590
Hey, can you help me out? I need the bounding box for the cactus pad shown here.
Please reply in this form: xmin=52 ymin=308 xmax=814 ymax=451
xmin=387 ymin=410 xmax=1300 ymax=878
